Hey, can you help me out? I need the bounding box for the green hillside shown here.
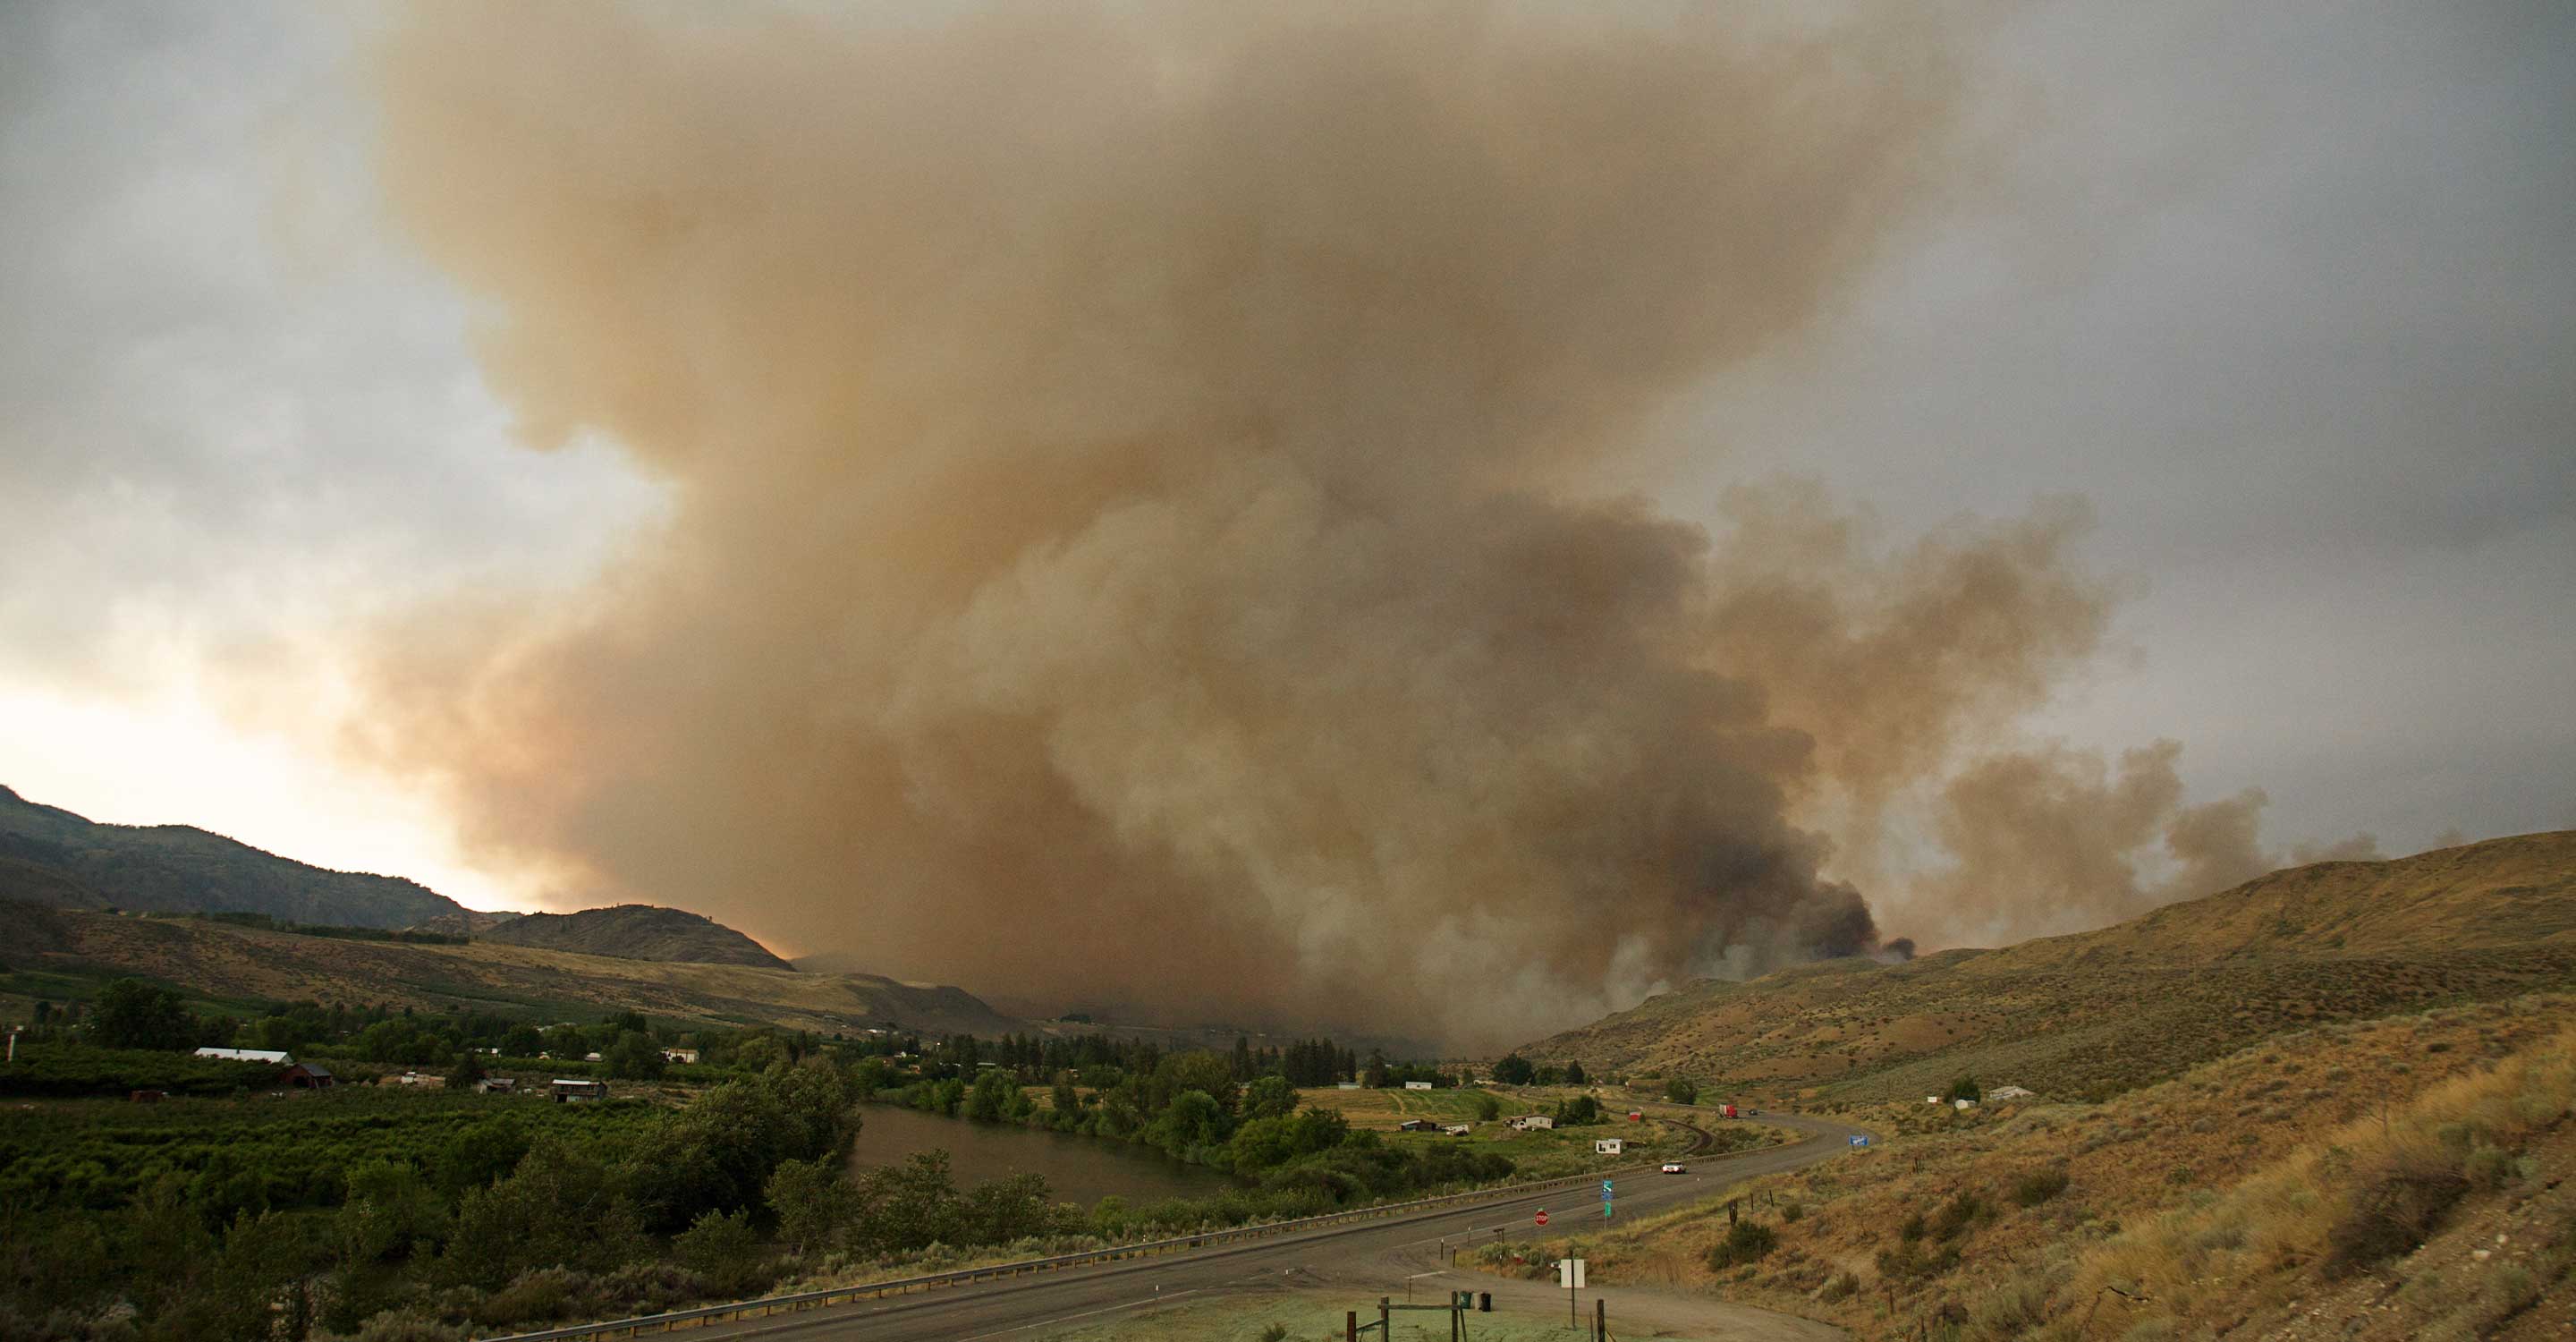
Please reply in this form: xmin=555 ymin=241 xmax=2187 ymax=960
xmin=475 ymin=904 xmax=791 ymax=971
xmin=0 ymin=785 xmax=469 ymax=930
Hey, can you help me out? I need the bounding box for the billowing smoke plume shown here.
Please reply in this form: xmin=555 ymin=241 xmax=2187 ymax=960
xmin=352 ymin=2 xmax=2173 ymax=1045
xmin=1898 ymin=740 xmax=2385 ymax=949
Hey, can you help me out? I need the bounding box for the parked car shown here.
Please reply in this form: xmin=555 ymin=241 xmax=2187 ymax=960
xmin=1660 ymin=1162 xmax=1687 ymax=1174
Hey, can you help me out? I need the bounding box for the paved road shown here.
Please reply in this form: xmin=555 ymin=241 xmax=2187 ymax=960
xmin=689 ymin=1110 xmax=1870 ymax=1341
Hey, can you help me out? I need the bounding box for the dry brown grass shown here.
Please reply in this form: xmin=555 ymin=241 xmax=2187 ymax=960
xmin=1485 ymin=992 xmax=2576 ymax=1339
xmin=1528 ymin=832 xmax=2576 ymax=1108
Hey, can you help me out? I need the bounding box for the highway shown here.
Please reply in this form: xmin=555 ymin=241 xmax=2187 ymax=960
xmin=686 ymin=1109 xmax=1869 ymax=1341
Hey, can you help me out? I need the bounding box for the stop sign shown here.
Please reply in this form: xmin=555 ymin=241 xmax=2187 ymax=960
xmin=1535 ymin=1209 xmax=1549 ymax=1227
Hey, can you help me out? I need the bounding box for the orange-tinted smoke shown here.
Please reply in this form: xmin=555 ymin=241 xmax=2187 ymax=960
xmin=355 ymin=2 xmax=2073 ymax=1045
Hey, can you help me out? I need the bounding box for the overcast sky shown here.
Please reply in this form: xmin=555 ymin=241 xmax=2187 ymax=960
xmin=2 ymin=0 xmax=2568 ymax=917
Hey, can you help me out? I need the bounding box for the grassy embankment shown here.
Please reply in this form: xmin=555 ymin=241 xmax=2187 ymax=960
xmin=1478 ymin=992 xmax=2576 ymax=1340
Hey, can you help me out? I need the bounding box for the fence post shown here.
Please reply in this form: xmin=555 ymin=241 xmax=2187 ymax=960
xmin=1347 ymin=1310 xmax=1359 ymax=1341
xmin=1596 ymin=1296 xmax=1606 ymax=1341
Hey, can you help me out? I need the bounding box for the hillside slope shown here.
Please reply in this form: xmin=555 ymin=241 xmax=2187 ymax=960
xmin=0 ymin=902 xmax=1023 ymax=1038
xmin=475 ymin=904 xmax=789 ymax=971
xmin=1528 ymin=832 xmax=2576 ymax=1103
xmin=0 ymin=786 xmax=469 ymax=930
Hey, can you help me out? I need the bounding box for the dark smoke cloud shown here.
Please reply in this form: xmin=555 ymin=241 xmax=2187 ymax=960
xmin=350 ymin=0 xmax=2129 ymax=1045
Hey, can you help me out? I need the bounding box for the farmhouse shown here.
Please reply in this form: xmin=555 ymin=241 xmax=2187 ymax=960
xmin=279 ymin=1063 xmax=335 ymax=1090
xmin=552 ymin=1078 xmax=608 ymax=1103
xmin=1594 ymin=1138 xmax=1624 ymax=1155
xmin=1509 ymin=1115 xmax=1555 ymax=1131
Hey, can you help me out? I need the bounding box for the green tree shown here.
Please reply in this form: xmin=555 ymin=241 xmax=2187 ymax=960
xmin=1473 ymin=1092 xmax=1501 ymax=1122
xmin=1664 ymin=1075 xmax=1699 ymax=1106
xmin=445 ymin=1049 xmax=487 ymax=1091
xmin=764 ymin=1156 xmax=860 ymax=1257
xmin=1489 ymin=1053 xmax=1536 ymax=1086
xmin=501 ymin=1023 xmax=545 ymax=1057
xmin=1553 ymin=1094 xmax=1603 ymax=1125
xmin=1563 ymin=1060 xmax=1587 ymax=1086
xmin=964 ymin=1068 xmax=1018 ymax=1121
xmin=1946 ymin=1074 xmax=1982 ymax=1105
xmin=849 ymin=1150 xmax=962 ymax=1255
xmin=1144 ymin=1090 xmax=1231 ymax=1153
xmin=1241 ymin=1074 xmax=1300 ymax=1121
xmin=605 ymin=1030 xmax=667 ymax=1081
xmin=433 ymin=1117 xmax=530 ymax=1196
xmin=94 ymin=979 xmax=195 ymax=1051
xmin=673 ymin=1209 xmax=772 ymax=1297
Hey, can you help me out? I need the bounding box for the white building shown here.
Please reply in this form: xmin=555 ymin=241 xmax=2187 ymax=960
xmin=1403 ymin=1081 xmax=1433 ymax=1091
xmin=663 ymin=1048 xmax=700 ymax=1065
xmin=194 ymin=1048 xmax=292 ymax=1065
xmin=1594 ymin=1138 xmax=1624 ymax=1155
xmin=1987 ymin=1085 xmax=2036 ymax=1101
xmin=1510 ymin=1115 xmax=1555 ymax=1131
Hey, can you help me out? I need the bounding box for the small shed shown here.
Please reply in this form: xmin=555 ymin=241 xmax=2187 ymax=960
xmin=1396 ymin=1118 xmax=1443 ymax=1133
xmin=1593 ymin=1138 xmax=1624 ymax=1156
xmin=1402 ymin=1081 xmax=1433 ymax=1091
xmin=1335 ymin=1082 xmax=1360 ymax=1090
xmin=279 ymin=1063 xmax=335 ymax=1090
xmin=1953 ymin=1098 xmax=1976 ymax=1110
xmin=552 ymin=1078 xmax=608 ymax=1103
xmin=476 ymin=1077 xmax=519 ymax=1095
xmin=1443 ymin=1124 xmax=1472 ymax=1136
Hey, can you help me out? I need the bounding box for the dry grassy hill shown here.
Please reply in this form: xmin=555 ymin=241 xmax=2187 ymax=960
xmin=0 ymin=901 xmax=1022 ymax=1037
xmin=1500 ymin=992 xmax=2576 ymax=1340
xmin=1527 ymin=833 xmax=2576 ymax=1105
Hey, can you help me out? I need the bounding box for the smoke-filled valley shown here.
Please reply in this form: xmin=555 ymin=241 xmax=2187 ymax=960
xmin=344 ymin=2 xmax=2368 ymax=1046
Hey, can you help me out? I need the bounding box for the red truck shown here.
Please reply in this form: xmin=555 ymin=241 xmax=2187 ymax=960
xmin=1718 ymin=1103 xmax=1739 ymax=1118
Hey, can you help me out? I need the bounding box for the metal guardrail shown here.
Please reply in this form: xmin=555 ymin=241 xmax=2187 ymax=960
xmin=480 ymin=1159 xmax=1675 ymax=1340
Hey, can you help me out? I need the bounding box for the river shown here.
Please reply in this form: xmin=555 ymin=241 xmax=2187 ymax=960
xmin=847 ymin=1103 xmax=1237 ymax=1208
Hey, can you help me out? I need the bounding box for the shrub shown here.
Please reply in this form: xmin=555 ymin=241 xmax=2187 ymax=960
xmin=1707 ymin=1219 xmax=1777 ymax=1269
xmin=1781 ymin=1200 xmax=1804 ymax=1223
xmin=1820 ymin=1270 xmax=1860 ymax=1303
xmin=2461 ymin=1143 xmax=2516 ymax=1191
xmin=2323 ymin=1147 xmax=2470 ymax=1277
xmin=2011 ymin=1168 xmax=2071 ymax=1207
xmin=1930 ymin=1191 xmax=1992 ymax=1241
xmin=1259 ymin=1325 xmax=1291 ymax=1342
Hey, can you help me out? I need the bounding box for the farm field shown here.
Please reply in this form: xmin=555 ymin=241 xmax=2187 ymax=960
xmin=0 ymin=1083 xmax=665 ymax=1218
xmin=1293 ymin=1085 xmax=1537 ymax=1123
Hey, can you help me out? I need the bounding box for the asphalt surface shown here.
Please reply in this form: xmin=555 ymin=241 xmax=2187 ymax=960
xmin=685 ymin=1109 xmax=1871 ymax=1342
